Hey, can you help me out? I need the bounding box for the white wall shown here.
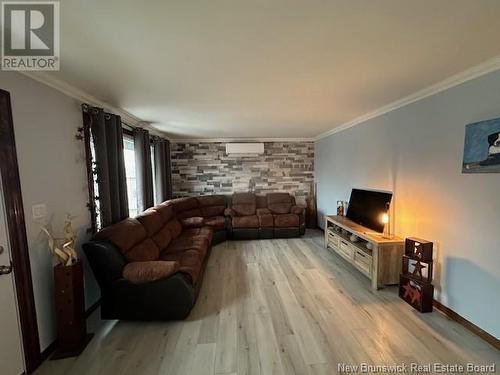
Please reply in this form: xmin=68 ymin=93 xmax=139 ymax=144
xmin=316 ymin=69 xmax=500 ymax=339
xmin=0 ymin=72 xmax=99 ymax=350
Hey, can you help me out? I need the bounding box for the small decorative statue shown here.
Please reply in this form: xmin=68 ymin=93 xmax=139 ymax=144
xmin=41 ymin=214 xmax=78 ymax=266
xmin=336 ymin=200 xmax=344 ymax=216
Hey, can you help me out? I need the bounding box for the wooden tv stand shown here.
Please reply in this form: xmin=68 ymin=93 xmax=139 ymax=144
xmin=324 ymin=215 xmax=404 ymax=290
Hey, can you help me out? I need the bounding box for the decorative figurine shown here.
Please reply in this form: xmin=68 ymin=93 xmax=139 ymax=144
xmin=41 ymin=213 xmax=78 ymax=266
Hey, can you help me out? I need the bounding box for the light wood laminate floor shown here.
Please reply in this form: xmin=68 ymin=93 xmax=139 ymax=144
xmin=36 ymin=230 xmax=499 ymax=375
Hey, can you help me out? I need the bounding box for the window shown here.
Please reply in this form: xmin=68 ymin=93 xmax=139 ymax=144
xmin=89 ymin=132 xmax=102 ymax=230
xmin=123 ymin=134 xmax=138 ymax=217
xmin=151 ymin=143 xmax=157 ymax=204
xmin=123 ymin=133 xmax=158 ymax=216
xmin=82 ymin=106 xmax=161 ymax=231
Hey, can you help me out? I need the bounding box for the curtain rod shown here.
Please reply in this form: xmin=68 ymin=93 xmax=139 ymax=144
xmin=82 ymin=103 xmax=144 ymax=129
xmin=81 ymin=103 xmax=170 ymax=140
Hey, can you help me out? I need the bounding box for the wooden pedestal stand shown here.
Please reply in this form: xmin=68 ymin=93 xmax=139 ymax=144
xmin=51 ymin=260 xmax=93 ymax=359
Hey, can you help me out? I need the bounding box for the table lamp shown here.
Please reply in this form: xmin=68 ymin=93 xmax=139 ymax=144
xmin=381 ymin=203 xmax=392 ymax=239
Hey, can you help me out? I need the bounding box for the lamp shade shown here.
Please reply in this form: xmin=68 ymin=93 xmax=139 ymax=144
xmin=381 ymin=213 xmax=389 ymax=225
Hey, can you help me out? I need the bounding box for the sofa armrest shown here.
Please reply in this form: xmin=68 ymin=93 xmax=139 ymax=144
xmin=123 ymin=261 xmax=180 ymax=284
xmin=105 ymin=273 xmax=195 ymax=320
xmin=180 ymin=216 xmax=204 ymax=228
xmin=83 ymin=240 xmax=126 ymax=289
xmin=224 ymin=207 xmax=236 ymax=217
xmin=256 ymin=208 xmax=271 ymax=215
xmin=291 ymin=205 xmax=305 ymax=215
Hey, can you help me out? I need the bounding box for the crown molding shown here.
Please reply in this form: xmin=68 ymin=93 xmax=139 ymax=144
xmin=19 ymin=71 xmax=168 ymax=137
xmin=171 ymin=137 xmax=314 ymax=143
xmin=314 ymin=54 xmax=500 ymax=141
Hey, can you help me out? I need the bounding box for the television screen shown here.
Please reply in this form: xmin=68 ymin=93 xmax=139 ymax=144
xmin=346 ymin=189 xmax=393 ymax=233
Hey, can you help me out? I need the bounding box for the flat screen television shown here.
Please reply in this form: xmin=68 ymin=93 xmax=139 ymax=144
xmin=346 ymin=188 xmax=393 ymax=233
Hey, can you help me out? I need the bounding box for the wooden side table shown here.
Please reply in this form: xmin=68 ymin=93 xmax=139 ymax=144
xmin=52 ymin=260 xmax=93 ymax=359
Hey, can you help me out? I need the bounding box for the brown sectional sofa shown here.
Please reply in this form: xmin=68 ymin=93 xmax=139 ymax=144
xmin=83 ymin=192 xmax=305 ymax=321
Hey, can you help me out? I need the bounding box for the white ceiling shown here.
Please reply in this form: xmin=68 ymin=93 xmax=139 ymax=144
xmin=48 ymin=0 xmax=500 ymax=139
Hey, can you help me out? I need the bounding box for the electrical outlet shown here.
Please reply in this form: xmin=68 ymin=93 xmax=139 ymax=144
xmin=32 ymin=204 xmax=47 ymax=220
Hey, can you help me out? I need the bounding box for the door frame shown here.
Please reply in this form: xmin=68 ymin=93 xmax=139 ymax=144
xmin=0 ymin=89 xmax=41 ymax=373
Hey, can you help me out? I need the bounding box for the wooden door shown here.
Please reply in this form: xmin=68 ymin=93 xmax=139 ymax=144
xmin=0 ymin=177 xmax=25 ymax=374
xmin=0 ymin=88 xmax=41 ymax=373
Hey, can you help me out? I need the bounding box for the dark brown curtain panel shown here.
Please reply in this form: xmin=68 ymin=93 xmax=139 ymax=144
xmin=152 ymin=137 xmax=173 ymax=203
xmin=83 ymin=105 xmax=129 ymax=228
xmin=133 ymin=128 xmax=154 ymax=211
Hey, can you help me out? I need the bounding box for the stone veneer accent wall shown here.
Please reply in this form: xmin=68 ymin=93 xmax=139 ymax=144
xmin=171 ymin=142 xmax=314 ymax=204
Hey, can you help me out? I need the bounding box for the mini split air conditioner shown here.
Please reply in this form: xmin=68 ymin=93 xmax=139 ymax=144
xmin=225 ymin=143 xmax=264 ymax=156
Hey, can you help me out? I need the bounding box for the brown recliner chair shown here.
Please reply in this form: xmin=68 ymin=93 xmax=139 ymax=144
xmin=265 ymin=192 xmax=306 ymax=238
xmin=224 ymin=192 xmax=260 ymax=239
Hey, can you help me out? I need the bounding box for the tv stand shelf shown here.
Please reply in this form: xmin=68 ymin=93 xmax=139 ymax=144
xmin=324 ymin=215 xmax=404 ymax=290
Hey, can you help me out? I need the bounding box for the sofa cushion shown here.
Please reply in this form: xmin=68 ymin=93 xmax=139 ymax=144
xmin=151 ymin=226 xmax=173 ymax=251
xmin=273 ymin=213 xmax=300 ymax=228
xmin=203 ymin=216 xmax=226 ymax=230
xmin=291 ymin=205 xmax=305 ymax=215
xmin=200 ymin=205 xmax=226 ymax=217
xmin=166 ymin=236 xmax=209 ymax=257
xmin=269 ymin=202 xmax=292 ymax=214
xmin=256 ymin=195 xmax=267 ymax=208
xmin=232 ymin=192 xmax=256 ymax=216
xmin=267 ymin=193 xmax=293 ymax=214
xmin=258 ymin=214 xmax=274 ymax=228
xmin=126 ymin=238 xmax=161 ymax=262
xmin=153 ymin=204 xmax=176 ymax=223
xmin=165 ymin=218 xmax=183 ymax=239
xmin=168 ymin=197 xmax=199 ymax=213
xmin=160 ymin=250 xmax=203 ymax=284
xmin=183 ymin=226 xmax=214 ymax=244
xmin=256 ymin=208 xmax=271 ymax=215
xmin=232 ymin=215 xmax=259 ymax=228
xmin=196 ymin=195 xmax=226 ymax=207
xmin=123 ymin=261 xmax=179 ymax=284
xmin=176 ymin=208 xmax=203 ymax=219
xmin=136 ymin=209 xmax=164 ymax=236
xmin=180 ymin=216 xmax=204 ymax=228
xmin=94 ymin=218 xmax=147 ymax=253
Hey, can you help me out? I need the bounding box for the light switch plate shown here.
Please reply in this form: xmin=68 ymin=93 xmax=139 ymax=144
xmin=32 ymin=204 xmax=47 ymax=220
